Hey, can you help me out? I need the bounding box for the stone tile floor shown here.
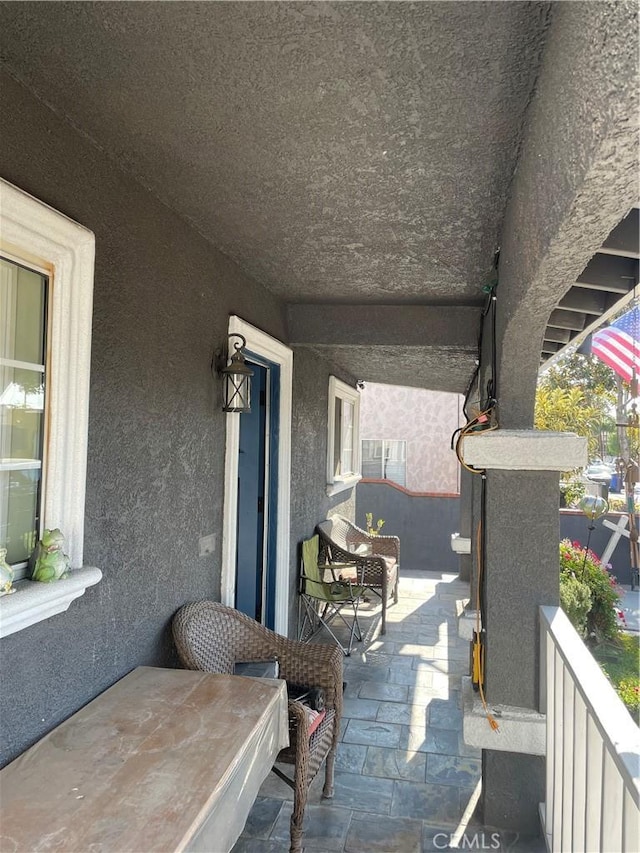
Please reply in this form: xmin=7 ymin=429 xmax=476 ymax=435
xmin=232 ymin=571 xmax=545 ymax=852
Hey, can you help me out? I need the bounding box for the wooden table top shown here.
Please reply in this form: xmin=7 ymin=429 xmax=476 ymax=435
xmin=0 ymin=666 xmax=289 ymax=852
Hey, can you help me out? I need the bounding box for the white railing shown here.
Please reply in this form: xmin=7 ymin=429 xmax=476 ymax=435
xmin=539 ymin=606 xmax=640 ymax=852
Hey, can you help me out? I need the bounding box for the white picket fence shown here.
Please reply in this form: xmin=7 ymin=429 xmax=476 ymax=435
xmin=539 ymin=606 xmax=640 ymax=852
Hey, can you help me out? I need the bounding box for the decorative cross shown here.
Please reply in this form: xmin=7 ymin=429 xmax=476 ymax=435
xmin=601 ymin=515 xmax=630 ymax=566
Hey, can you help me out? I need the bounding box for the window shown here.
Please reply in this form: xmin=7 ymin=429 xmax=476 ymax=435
xmin=0 ymin=179 xmax=100 ymax=637
xmin=361 ymin=439 xmax=407 ymax=487
xmin=326 ymin=376 xmax=361 ymax=496
xmin=1 ymin=258 xmax=48 ymax=578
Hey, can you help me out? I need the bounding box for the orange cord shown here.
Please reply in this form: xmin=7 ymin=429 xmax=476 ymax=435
xmin=474 ymin=518 xmax=499 ymax=732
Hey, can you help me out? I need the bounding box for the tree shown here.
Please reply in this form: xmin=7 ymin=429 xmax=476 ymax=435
xmin=542 ymin=352 xmax=616 ymax=399
xmin=535 ymin=386 xmax=604 ymax=457
xmin=536 ymin=351 xmax=617 ymax=458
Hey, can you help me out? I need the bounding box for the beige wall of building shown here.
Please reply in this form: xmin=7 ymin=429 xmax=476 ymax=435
xmin=360 ymin=383 xmax=463 ymax=495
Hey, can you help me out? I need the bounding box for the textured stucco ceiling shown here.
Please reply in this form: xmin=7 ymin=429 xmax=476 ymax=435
xmin=307 ymin=345 xmax=478 ymax=392
xmin=0 ymin=1 xmax=549 ymax=308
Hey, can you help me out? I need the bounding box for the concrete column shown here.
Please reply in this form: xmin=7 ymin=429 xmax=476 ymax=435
xmin=475 ymin=1 xmax=636 ymax=832
xmin=484 ymin=468 xmax=561 ymax=707
xmin=462 ymin=431 xmax=587 ymax=833
xmin=480 ymin=468 xmax=560 ymax=833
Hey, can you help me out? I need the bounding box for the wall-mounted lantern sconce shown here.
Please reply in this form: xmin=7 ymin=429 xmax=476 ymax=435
xmin=218 ymin=333 xmax=253 ymax=413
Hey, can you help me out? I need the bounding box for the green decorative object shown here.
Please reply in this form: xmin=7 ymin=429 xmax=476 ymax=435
xmin=32 ymin=529 xmax=70 ymax=583
xmin=0 ymin=547 xmax=15 ymax=596
xmin=579 ymin=494 xmax=609 ymax=522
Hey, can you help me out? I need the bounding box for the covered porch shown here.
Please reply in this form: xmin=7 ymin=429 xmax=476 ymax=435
xmin=236 ymin=570 xmax=488 ymax=853
xmin=0 ymin=1 xmax=638 ymax=849
xmin=235 ymin=564 xmax=637 ymax=852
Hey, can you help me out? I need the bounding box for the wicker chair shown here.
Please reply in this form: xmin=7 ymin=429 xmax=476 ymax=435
xmin=316 ymin=515 xmax=400 ymax=634
xmin=172 ymin=601 xmax=343 ymax=853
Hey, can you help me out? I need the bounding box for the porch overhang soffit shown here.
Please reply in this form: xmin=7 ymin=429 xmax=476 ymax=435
xmin=287 ymin=304 xmax=481 ymax=392
xmin=541 ymin=207 xmax=640 ymax=368
xmin=0 ymin=2 xmax=552 ymax=395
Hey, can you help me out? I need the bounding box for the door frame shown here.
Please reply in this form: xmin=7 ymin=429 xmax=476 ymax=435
xmin=221 ymin=316 xmax=292 ymax=635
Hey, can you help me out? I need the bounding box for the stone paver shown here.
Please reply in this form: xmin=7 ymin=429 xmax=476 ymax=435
xmin=425 ymin=753 xmax=482 ymax=787
xmin=343 ymin=717 xmax=403 ymax=748
xmin=342 ymin=697 xmax=379 ymax=720
xmin=345 ymin=813 xmax=423 ymax=852
xmin=362 ymin=745 xmax=426 ymax=782
xmin=335 ymin=742 xmax=367 ymax=774
xmin=271 ymin=802 xmax=352 ymax=850
xmin=233 ymin=570 xmax=545 ymax=853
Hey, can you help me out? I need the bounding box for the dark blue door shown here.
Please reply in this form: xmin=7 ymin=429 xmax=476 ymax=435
xmin=235 ymin=361 xmax=279 ymax=627
xmin=236 ymin=364 xmax=267 ymax=622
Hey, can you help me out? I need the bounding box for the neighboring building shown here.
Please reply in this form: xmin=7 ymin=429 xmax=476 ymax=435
xmin=360 ymin=383 xmax=463 ymax=494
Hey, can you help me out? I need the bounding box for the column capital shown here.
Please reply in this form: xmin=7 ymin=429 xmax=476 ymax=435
xmin=462 ymin=429 xmax=587 ymax=472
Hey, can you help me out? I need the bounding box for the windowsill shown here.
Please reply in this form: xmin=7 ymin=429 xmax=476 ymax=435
xmin=0 ymin=567 xmax=102 ymax=638
xmin=326 ymin=474 xmax=362 ymax=497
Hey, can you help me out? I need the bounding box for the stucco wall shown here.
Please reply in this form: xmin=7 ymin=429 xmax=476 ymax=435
xmin=356 ymin=482 xmax=460 ymax=573
xmin=289 ymin=349 xmax=356 ymax=627
xmin=0 ymin=72 xmax=351 ymax=767
xmin=360 ymin=383 xmax=463 ymax=494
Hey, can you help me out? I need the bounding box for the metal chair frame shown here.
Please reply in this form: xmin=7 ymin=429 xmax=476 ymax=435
xmin=298 ymin=535 xmax=364 ymax=655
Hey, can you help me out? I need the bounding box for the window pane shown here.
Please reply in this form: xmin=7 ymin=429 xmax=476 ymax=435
xmin=333 ymin=398 xmax=342 ymax=477
xmin=362 ymin=440 xmax=383 ymax=478
xmin=1 ymin=368 xmax=45 ymax=460
xmin=0 ymin=259 xmax=47 ymax=365
xmin=341 ymin=400 xmax=354 ymax=475
xmin=0 ymin=258 xmax=47 ymax=568
xmin=385 ymin=440 xmax=406 ymax=461
xmin=361 ymin=439 xmax=407 ymax=485
xmin=0 ymin=469 xmax=40 ymax=565
xmin=383 ymin=440 xmax=406 ymax=486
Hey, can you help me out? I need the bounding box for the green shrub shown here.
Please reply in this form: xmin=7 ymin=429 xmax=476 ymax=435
xmin=606 ymin=497 xmax=640 ymax=513
xmin=559 ymin=477 xmax=585 ymax=508
xmin=559 ymin=574 xmax=592 ymax=637
xmin=617 ymin=678 xmax=640 ymax=722
xmin=559 ymin=539 xmax=622 ymax=641
xmin=592 ymin=635 xmax=640 ymax=723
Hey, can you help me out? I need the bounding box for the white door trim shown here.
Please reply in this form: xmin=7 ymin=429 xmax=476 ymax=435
xmin=221 ymin=316 xmax=293 ymax=635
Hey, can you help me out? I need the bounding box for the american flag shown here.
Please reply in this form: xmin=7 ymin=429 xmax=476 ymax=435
xmin=591 ymin=307 xmax=640 ymax=382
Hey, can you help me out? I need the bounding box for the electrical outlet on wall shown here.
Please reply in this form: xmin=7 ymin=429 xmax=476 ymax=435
xmin=198 ymin=534 xmax=216 ymax=558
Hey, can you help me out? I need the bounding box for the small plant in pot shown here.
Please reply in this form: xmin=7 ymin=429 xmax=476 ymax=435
xmin=365 ymin=513 xmax=384 ymax=536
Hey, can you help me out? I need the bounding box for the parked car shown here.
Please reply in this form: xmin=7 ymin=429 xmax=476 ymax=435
xmin=584 ymin=463 xmax=614 ymax=485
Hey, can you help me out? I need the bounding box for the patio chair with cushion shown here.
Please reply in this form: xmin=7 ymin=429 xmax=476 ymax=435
xmin=316 ymin=515 xmax=400 ymax=634
xmin=298 ymin=534 xmax=364 ymax=655
xmin=172 ymin=600 xmax=343 ymax=853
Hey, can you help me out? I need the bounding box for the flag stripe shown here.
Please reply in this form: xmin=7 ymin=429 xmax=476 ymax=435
xmin=592 ymin=344 xmax=634 ymax=381
xmin=592 ymin=342 xmax=638 ymax=375
xmin=592 ymin=340 xmax=640 ymax=373
xmin=591 ymin=308 xmax=640 ymax=382
xmin=592 ymin=338 xmax=640 ymax=368
xmin=592 ymin=328 xmax=640 ymax=358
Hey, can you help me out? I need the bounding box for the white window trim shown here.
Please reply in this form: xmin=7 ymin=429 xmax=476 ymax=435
xmin=326 ymin=375 xmax=361 ymax=496
xmin=221 ymin=316 xmax=292 ymax=636
xmin=0 ymin=179 xmax=101 ymax=638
